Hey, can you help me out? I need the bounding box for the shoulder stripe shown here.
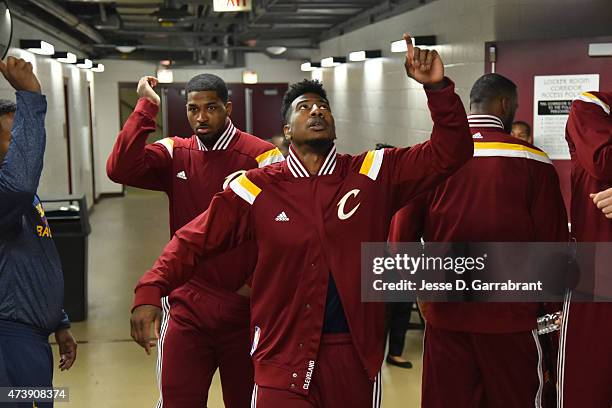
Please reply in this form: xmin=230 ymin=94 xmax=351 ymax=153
xmin=474 ymin=142 xmax=552 ymax=164
xmin=359 ymin=149 xmax=384 ymax=180
xmin=256 ymin=148 xmax=285 ymax=168
xmin=577 ymin=92 xmax=610 ymax=115
xmin=155 ymin=138 xmax=174 ymax=158
xmin=229 ymin=174 xmax=261 ymax=205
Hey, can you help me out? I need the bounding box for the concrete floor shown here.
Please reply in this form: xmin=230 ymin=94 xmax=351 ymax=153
xmin=49 ymin=188 xmax=423 ymax=407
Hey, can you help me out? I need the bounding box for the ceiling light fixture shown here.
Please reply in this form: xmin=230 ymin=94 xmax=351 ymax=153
xmin=52 ymin=51 xmax=77 ymax=64
xmin=91 ymin=63 xmax=105 ymax=73
xmin=391 ymin=36 xmax=437 ymax=53
xmin=321 ymin=56 xmax=346 ymax=68
xmin=300 ymin=61 xmax=321 ymax=72
xmin=115 ymin=45 xmax=137 ymax=54
xmin=348 ymin=50 xmax=382 ymax=62
xmin=76 ymin=58 xmax=93 ymax=69
xmin=266 ymin=46 xmax=287 ymax=55
xmin=20 ymin=40 xmax=54 ymax=56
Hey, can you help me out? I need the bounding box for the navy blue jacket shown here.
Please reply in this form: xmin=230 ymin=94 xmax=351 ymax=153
xmin=0 ymin=91 xmax=69 ymax=334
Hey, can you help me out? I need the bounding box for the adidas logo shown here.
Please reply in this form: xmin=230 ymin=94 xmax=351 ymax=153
xmin=176 ymin=171 xmax=187 ymax=180
xmin=472 ymin=132 xmax=483 ymax=139
xmin=275 ymin=212 xmax=290 ymax=222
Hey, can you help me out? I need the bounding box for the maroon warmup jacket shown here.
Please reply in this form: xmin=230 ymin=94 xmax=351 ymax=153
xmin=566 ymin=91 xmax=612 ymax=242
xmin=107 ymin=97 xmax=284 ymax=294
xmin=133 ymin=80 xmax=473 ymax=394
xmin=390 ymin=114 xmax=569 ymax=333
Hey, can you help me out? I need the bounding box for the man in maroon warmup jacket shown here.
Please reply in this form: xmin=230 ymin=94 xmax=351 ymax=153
xmin=559 ymin=90 xmax=612 ymax=408
xmin=107 ymin=74 xmax=283 ymax=407
xmin=130 ymin=34 xmax=473 ymax=407
xmin=390 ymin=73 xmax=568 ymax=407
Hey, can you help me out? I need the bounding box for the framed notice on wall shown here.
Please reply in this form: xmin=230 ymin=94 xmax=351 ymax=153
xmin=533 ymin=74 xmax=599 ymax=159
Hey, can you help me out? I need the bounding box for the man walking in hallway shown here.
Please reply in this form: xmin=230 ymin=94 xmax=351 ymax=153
xmin=107 ymin=74 xmax=283 ymax=407
xmin=0 ymin=56 xmax=77 ymax=407
xmin=132 ymin=34 xmax=473 ymax=407
xmin=390 ymin=73 xmax=568 ymax=408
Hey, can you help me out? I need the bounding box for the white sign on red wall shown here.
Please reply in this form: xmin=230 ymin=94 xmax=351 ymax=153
xmin=533 ymin=74 xmax=599 ymax=159
xmin=213 ymin=0 xmax=251 ymax=12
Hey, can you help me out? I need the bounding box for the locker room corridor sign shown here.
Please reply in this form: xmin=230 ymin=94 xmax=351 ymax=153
xmin=213 ymin=0 xmax=251 ymax=12
xmin=533 ymin=74 xmax=599 ymax=159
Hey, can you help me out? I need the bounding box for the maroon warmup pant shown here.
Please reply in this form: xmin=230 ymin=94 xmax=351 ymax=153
xmin=251 ymin=334 xmax=381 ymax=408
xmin=558 ymin=300 xmax=612 ymax=408
xmin=422 ymin=324 xmax=545 ymax=408
xmin=155 ymin=283 xmax=254 ymax=408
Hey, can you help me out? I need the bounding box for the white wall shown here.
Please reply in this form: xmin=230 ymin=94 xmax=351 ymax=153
xmin=172 ymin=53 xmax=305 ymax=84
xmin=0 ymin=18 xmax=95 ymax=207
xmin=93 ymin=59 xmax=156 ymax=195
xmin=313 ymin=0 xmax=492 ymax=153
xmin=96 ymin=53 xmax=303 ymax=195
xmin=312 ymin=0 xmax=612 ymax=154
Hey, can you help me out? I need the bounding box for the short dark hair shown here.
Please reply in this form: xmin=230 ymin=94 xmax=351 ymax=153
xmin=281 ymin=79 xmax=328 ymax=124
xmin=0 ymin=99 xmax=16 ymax=116
xmin=185 ymin=74 xmax=228 ymax=103
xmin=512 ymin=120 xmax=531 ymax=136
xmin=469 ymin=73 xmax=517 ymax=106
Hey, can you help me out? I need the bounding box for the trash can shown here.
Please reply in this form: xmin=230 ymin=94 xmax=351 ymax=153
xmin=41 ymin=195 xmax=91 ymax=322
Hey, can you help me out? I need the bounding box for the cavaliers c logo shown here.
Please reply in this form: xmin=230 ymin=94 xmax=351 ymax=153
xmin=337 ymin=189 xmax=361 ymax=220
xmin=223 ymin=170 xmax=247 ymax=190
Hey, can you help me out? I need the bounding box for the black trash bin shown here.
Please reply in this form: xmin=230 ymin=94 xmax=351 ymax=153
xmin=41 ymin=195 xmax=91 ymax=322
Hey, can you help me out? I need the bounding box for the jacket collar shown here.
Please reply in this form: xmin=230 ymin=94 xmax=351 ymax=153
xmin=196 ymin=118 xmax=237 ymax=151
xmin=286 ymin=144 xmax=337 ymax=178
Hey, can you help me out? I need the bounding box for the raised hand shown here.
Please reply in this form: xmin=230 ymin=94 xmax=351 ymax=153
xmin=403 ymin=33 xmax=444 ymax=87
xmin=136 ymin=76 xmax=161 ymax=106
xmin=0 ymin=56 xmax=42 ymax=93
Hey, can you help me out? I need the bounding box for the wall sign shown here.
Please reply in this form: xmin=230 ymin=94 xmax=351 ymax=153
xmin=213 ymin=0 xmax=251 ymax=12
xmin=533 ymin=74 xmax=599 ymax=159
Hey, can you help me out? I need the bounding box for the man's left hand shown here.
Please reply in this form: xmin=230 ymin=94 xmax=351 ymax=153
xmin=403 ymin=33 xmax=445 ymax=88
xmin=55 ymin=328 xmax=77 ymax=371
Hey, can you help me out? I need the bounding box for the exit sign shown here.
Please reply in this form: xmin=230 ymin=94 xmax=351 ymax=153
xmin=213 ymin=0 xmax=251 ymax=12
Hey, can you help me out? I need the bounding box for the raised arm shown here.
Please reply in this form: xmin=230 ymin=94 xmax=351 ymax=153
xmin=106 ymin=76 xmax=172 ymax=191
xmin=0 ymin=57 xmax=46 ymax=232
xmin=385 ymin=35 xmax=472 ymax=209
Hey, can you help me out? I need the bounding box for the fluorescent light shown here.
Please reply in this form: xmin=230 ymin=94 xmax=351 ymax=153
xmin=589 ymin=43 xmax=612 ymax=57
xmin=243 ymin=70 xmax=258 ymax=84
xmin=52 ymin=52 xmax=77 ymax=64
xmin=266 ymin=46 xmax=287 ymax=55
xmin=349 ymin=50 xmax=382 ymax=62
xmin=91 ymin=63 xmax=105 ymax=73
xmin=321 ymin=56 xmax=346 ymax=68
xmin=391 ymin=38 xmax=412 ymax=53
xmin=116 ymin=45 xmax=136 ymax=54
xmin=414 ymin=36 xmax=437 ymax=46
xmin=157 ymin=68 xmax=173 ymax=83
xmin=300 ymin=61 xmax=321 ymax=72
xmin=20 ymin=40 xmax=55 ymax=56
xmin=76 ymin=58 xmax=93 ymax=69
xmin=391 ymin=36 xmax=437 ymax=53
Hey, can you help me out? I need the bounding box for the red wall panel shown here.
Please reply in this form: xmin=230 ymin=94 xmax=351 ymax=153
xmin=485 ymin=36 xmax=612 ymax=216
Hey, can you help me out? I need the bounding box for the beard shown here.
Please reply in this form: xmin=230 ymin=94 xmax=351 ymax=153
xmin=302 ymin=136 xmax=335 ymax=154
